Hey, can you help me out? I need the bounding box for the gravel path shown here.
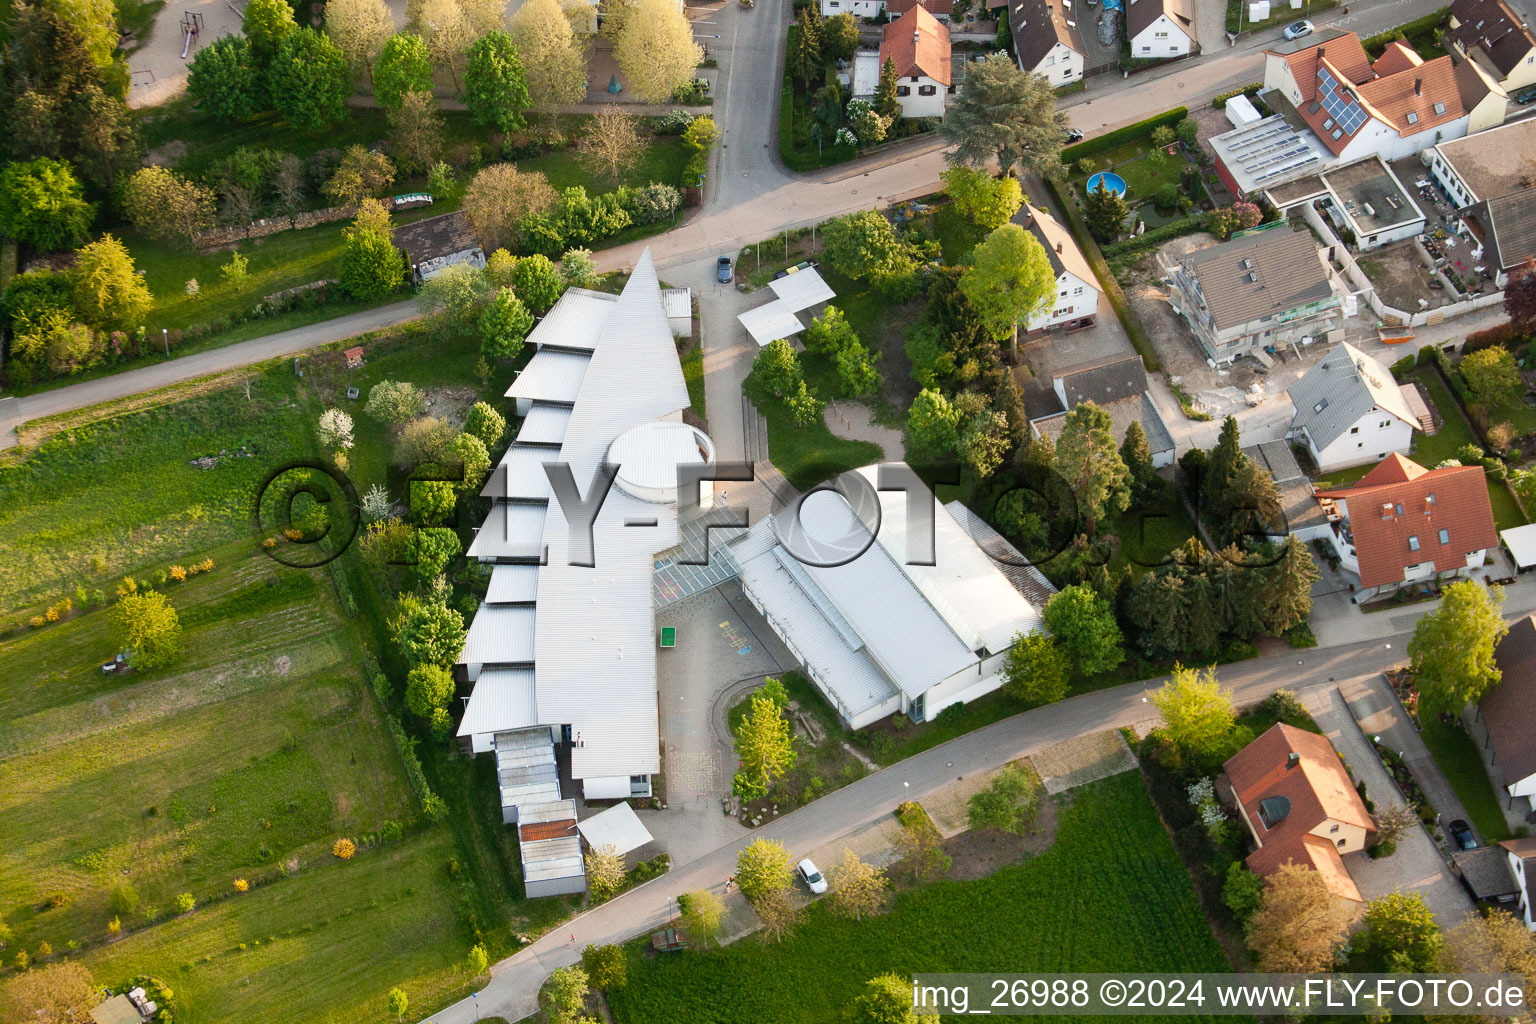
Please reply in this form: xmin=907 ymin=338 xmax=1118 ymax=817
xmin=823 ymin=401 xmax=903 ymax=462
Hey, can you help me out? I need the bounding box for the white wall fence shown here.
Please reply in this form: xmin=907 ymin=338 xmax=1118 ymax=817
xmin=1300 ymin=203 xmax=1505 ymax=331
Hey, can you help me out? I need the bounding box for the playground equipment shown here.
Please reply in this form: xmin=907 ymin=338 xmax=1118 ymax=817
xmin=180 ymin=11 xmax=203 ymax=59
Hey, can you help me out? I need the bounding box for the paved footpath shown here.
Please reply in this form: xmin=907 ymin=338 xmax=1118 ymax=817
xmin=420 ymin=630 xmax=1421 ymax=1023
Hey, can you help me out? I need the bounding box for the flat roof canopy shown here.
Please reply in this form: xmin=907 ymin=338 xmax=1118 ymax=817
xmin=1502 ymin=523 xmax=1536 ymax=569
xmin=768 ymin=266 xmax=836 ymax=312
xmin=737 ymin=300 xmax=805 ymax=347
xmin=576 ymin=801 xmax=654 ymax=855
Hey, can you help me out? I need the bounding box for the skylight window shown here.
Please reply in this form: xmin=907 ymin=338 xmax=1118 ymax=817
xmin=1406 ymin=111 xmax=1419 ymax=124
xmin=1434 ymin=102 xmax=1446 ymax=115
xmin=1438 ymin=528 xmax=1450 ymax=544
xmin=1408 ymin=535 xmax=1420 ymax=551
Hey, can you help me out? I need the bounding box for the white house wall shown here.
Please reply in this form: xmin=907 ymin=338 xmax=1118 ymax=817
xmin=1510 ymin=772 xmax=1536 ymax=800
xmin=1129 ymin=14 xmax=1192 ymax=57
xmin=1338 ymin=115 xmax=1469 ymax=164
xmin=822 ymin=0 xmax=884 ymax=13
xmin=1027 ymin=270 xmax=1098 ymax=331
xmin=1309 ymin=413 xmax=1414 ymax=471
xmin=895 ymin=76 xmax=947 ymax=118
xmin=1510 ymin=851 xmax=1535 ymax=929
xmin=1030 ymin=41 xmax=1085 ymax=86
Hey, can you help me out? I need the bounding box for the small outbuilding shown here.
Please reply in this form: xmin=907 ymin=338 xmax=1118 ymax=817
xmin=518 ymin=799 xmax=587 ymax=898
xmin=767 ymin=265 xmax=836 ymax=312
xmin=1500 ymin=522 xmax=1536 ymax=573
xmin=661 ymin=287 xmax=692 ymax=338
xmin=577 ymin=801 xmax=656 ymax=858
xmin=738 ymin=300 xmax=805 ymax=347
xmin=1452 ymin=846 xmax=1521 ymax=906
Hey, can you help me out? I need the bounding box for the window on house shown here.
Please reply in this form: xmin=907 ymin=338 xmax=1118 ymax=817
xmin=1336 ymin=838 xmax=1346 ymax=848
xmin=1063 ymin=68 xmax=1072 ymax=77
xmin=1074 ymin=286 xmax=1083 ymax=295
xmin=919 ymin=84 xmax=936 ymax=95
xmin=1408 ymin=535 xmax=1420 ymax=551
xmin=1323 ymin=118 xmax=1334 ymax=130
xmin=1397 ymin=503 xmax=1404 ymax=515
xmin=1332 ymin=128 xmax=1344 ymax=139
xmin=1314 ymin=398 xmax=1328 ymax=413
xmin=1330 ymin=824 xmax=1339 ymax=833
xmin=1142 ymin=45 xmax=1151 ymax=52
xmin=1155 ymin=30 xmax=1167 ymax=37
xmin=1350 ymin=426 xmax=1360 ymax=434
xmin=1380 ymin=420 xmax=1389 ymax=428
xmin=911 ymin=74 xmax=920 ymax=82
xmin=1439 ymin=528 xmax=1450 ymax=544
xmin=1407 ymin=111 xmax=1419 ymax=124
xmin=896 ymin=85 xmax=910 ymax=96
xmin=1045 ymin=54 xmax=1055 ymax=66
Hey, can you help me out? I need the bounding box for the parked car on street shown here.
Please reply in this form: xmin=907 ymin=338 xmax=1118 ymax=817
xmin=1515 ymin=84 xmax=1536 ymax=104
xmin=717 ymin=255 xmax=734 ymax=284
xmin=1283 ymin=19 xmax=1314 ymax=39
xmin=797 ymin=858 xmax=828 ymax=894
xmin=1062 ymin=128 xmax=1084 ymax=144
xmin=1448 ymin=819 xmax=1477 ymax=850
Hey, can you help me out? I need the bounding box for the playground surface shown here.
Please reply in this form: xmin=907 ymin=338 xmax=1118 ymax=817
xmin=127 ymin=0 xmax=244 ymax=109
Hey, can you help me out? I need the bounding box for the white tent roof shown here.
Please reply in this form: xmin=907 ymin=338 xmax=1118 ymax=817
xmin=466 ymin=502 xmax=547 ymax=560
xmin=768 ymin=266 xmax=836 ymax=312
xmin=457 ymin=668 xmax=538 ymax=738
xmin=576 ymin=801 xmax=655 ymax=856
xmin=495 ymin=445 xmax=556 ymax=501
xmin=486 ymin=564 xmax=540 ymax=604
xmin=516 ymin=404 xmax=572 ymax=446
xmin=526 ymin=288 xmax=616 ymax=352
xmin=506 ymin=350 xmax=591 ymax=404
xmin=461 ymin=604 xmax=537 ymax=666
xmin=1502 ymin=523 xmax=1536 ymax=569
xmin=737 ymin=300 xmax=805 ymax=347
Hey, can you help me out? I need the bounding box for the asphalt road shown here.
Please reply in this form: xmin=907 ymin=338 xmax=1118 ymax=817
xmin=420 ymin=630 xmax=1415 ymax=1023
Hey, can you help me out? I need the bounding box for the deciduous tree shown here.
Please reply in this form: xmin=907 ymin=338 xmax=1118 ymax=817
xmin=855 ymin=973 xmax=918 ymax=1024
xmin=270 ymin=28 xmax=352 ymax=131
xmin=511 ymin=252 xmax=563 ymax=313
xmin=585 ymin=843 xmax=626 ymax=900
xmin=417 ymin=262 xmax=491 ymax=335
xmin=906 ymin=387 xmax=961 ymax=466
xmin=464 ymin=31 xmax=532 ymax=134
xmin=325 ymin=0 xmax=396 ymax=82
xmin=732 ymin=692 xmax=796 ymax=800
xmin=1448 ymin=909 xmax=1536 ymax=1011
xmin=1505 ymin=257 xmax=1536 ymax=333
xmin=478 ymin=286 xmax=534 ymax=361
xmin=967 ymin=762 xmax=1041 ymax=835
xmin=70 ymin=236 xmax=151 ymax=330
xmin=827 ymin=848 xmax=887 ymax=921
xmin=821 ymin=209 xmax=919 ymax=289
xmin=1460 ymin=345 xmax=1522 ymax=409
xmin=578 ymin=104 xmax=644 ymax=180
xmin=561 ymin=247 xmax=597 ymax=288
xmin=465 ymin=401 xmax=506 ymax=449
xmin=113 ymin=589 xmax=182 ymax=669
xmin=373 ymin=33 xmax=436 ymax=108
xmin=393 ymin=593 xmax=465 ymax=666
xmin=244 ymin=0 xmax=298 ymax=70
xmin=613 ymin=0 xmax=703 ymax=103
xmin=1150 ymin=664 xmax=1237 ymax=767
xmin=461 ymin=163 xmax=559 ymax=250
xmin=942 ymin=166 xmax=1025 ymax=230
xmin=941 ymin=53 xmax=1067 ymax=178
xmin=387 ymin=90 xmax=444 ymax=173
xmin=736 ymin=838 xmax=793 ymax=906
xmin=679 ymin=888 xmax=725 ymax=944
xmin=410 ymin=0 xmax=473 ymax=87
xmin=580 ymin=943 xmax=626 ymax=990
xmin=366 ymin=379 xmax=428 ymax=424
xmin=1409 ymin=580 xmax=1507 ymax=714
xmin=510 ymin=0 xmax=589 ymax=108
xmin=1042 ymin=583 xmax=1123 ymax=676
xmin=1357 ymin=891 xmax=1446 ymax=972
xmin=0 ymin=158 xmax=93 ymax=251
xmin=1055 ymin=401 xmax=1129 ymax=536
xmin=405 ymin=662 xmax=454 ymax=718
xmin=339 ymin=199 xmax=406 ymax=299
xmin=188 ymin=35 xmax=262 ymax=120
xmin=1001 ymin=631 xmax=1069 ymax=704
xmin=541 ymin=966 xmax=588 ymax=1024
xmin=959 ymin=223 xmax=1055 ymax=341
xmin=1245 ymin=862 xmax=1348 ymax=972
xmin=324 ymin=144 xmax=396 ymax=206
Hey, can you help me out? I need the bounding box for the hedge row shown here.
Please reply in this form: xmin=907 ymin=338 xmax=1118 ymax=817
xmin=1102 ymin=215 xmax=1209 ymax=258
xmin=1042 ymin=175 xmax=1162 ymax=372
xmin=1211 ymin=83 xmax=1261 ymax=109
xmin=1061 ymin=106 xmax=1189 ymax=164
xmin=1360 ymin=7 xmax=1449 ymax=57
xmin=1463 ymin=320 xmax=1531 ymax=355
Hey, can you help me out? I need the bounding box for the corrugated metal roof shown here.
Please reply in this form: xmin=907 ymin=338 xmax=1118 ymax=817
xmin=503 ymin=781 xmax=563 ymax=809
xmin=526 ymin=288 xmax=616 ymax=351
xmin=487 ymin=564 xmax=540 ymax=604
xmin=506 ymin=350 xmax=592 ymax=404
xmin=941 ymin=501 xmax=1060 ymax=608
xmin=496 ymin=445 xmax=557 ymax=502
xmin=497 ymin=745 xmax=556 ymax=772
xmin=736 ymin=519 xmax=900 ymax=719
xmin=520 ymin=835 xmax=585 ymax=881
xmin=661 ymin=287 xmax=691 ymax=319
xmin=517 ymin=404 xmax=573 ymax=446
xmin=518 ymin=798 xmax=577 ymax=824
xmin=853 ymin=465 xmax=1045 ymax=655
xmin=461 ymin=604 xmax=537 ymax=666
xmin=787 ymin=490 xmax=976 ymax=698
xmin=457 ymin=668 xmax=538 ymax=738
xmin=577 ymin=801 xmax=654 ymax=855
xmin=467 ymin=502 xmax=547 ymax=560
xmin=1289 ymin=342 xmax=1418 ymax=451
xmin=767 ymin=267 xmax=835 ymax=312
xmin=533 ymin=251 xmax=690 ymax=780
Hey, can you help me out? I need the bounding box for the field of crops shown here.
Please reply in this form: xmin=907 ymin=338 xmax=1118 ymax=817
xmin=608 ymin=771 xmax=1231 ymax=1024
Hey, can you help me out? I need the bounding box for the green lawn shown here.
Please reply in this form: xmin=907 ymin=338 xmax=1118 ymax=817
xmin=932 ymin=205 xmax=986 ymax=266
xmin=1107 ymin=482 xmax=1200 ymax=574
xmin=1114 ymin=154 xmax=1186 ymax=202
xmin=1419 ymin=715 xmax=1511 ymax=842
xmin=608 ymin=771 xmax=1230 ymax=1024
xmin=682 ymin=343 xmax=706 ymax=420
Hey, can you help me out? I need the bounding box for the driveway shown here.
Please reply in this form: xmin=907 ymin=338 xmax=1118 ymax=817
xmin=1303 ymin=682 xmax=1474 ymax=928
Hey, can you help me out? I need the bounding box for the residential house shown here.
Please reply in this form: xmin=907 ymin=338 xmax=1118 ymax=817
xmin=730 ymin=464 xmax=1055 ymax=728
xmin=460 ymin=249 xmax=716 ymax=811
xmin=1027 ymin=354 xmax=1177 ymax=468
xmin=822 ymin=0 xmax=887 ymax=17
xmin=1224 ymin=723 xmax=1376 ymax=903
xmin=1451 ymin=53 xmax=1512 ymax=133
xmin=1002 ymin=0 xmax=1087 ymax=87
xmin=1126 ymin=0 xmax=1194 ymax=60
xmin=1318 ymin=157 xmax=1427 ymax=251
xmin=1165 ymin=225 xmax=1341 ymax=364
xmin=1478 ymin=614 xmax=1536 ymax=802
xmin=1447 ymin=0 xmax=1536 ymax=94
xmin=1313 ymin=453 xmax=1498 ymax=602
xmin=1426 ymin=118 xmax=1536 ymax=282
xmin=1501 ymin=837 xmax=1536 ymax=929
xmin=393 ymin=211 xmax=484 ymax=284
xmin=878 ymin=5 xmax=953 ymax=118
xmin=1261 ymin=30 xmax=1471 ymax=164
xmin=1013 ymin=203 xmax=1098 ymax=333
xmin=887 ymin=0 xmax=954 ymax=17
xmin=1245 ymin=440 xmax=1333 ymax=541
xmin=1288 ymin=342 xmax=1425 ymax=472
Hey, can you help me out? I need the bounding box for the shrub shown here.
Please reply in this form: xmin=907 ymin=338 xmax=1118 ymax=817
xmin=332 ymin=838 xmax=356 ymax=859
xmin=233 ymin=878 xmax=250 ymax=892
xmin=173 ymin=893 xmax=195 ymax=914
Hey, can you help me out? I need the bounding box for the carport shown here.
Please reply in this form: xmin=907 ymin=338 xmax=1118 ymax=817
xmin=737 ymin=300 xmax=805 ymax=347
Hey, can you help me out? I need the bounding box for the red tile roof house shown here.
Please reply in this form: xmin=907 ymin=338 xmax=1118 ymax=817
xmin=1314 ymin=453 xmax=1498 ymax=603
xmin=1223 ymin=724 xmax=1376 ymax=903
xmin=1478 ymin=614 xmax=1536 ymax=806
xmin=1260 ymin=30 xmax=1473 ymax=165
xmin=877 ymin=6 xmax=953 ymax=119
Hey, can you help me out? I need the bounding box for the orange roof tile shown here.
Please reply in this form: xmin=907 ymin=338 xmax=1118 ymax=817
xmin=1371 ymin=40 xmax=1424 ymax=77
xmin=1356 ymin=55 xmax=1465 ymax=135
xmin=1315 ymin=455 xmax=1497 ymax=589
xmin=879 ymin=5 xmax=952 ymax=86
xmin=1225 ymin=724 xmax=1372 ymax=903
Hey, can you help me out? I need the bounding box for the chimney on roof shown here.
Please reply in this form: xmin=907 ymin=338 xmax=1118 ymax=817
xmin=1286 ymin=752 xmax=1300 ymax=769
xmin=1414 ymin=76 xmax=1422 ymax=96
xmin=1317 ymin=45 xmax=1325 ymax=61
xmin=1056 ymin=242 xmax=1063 ymax=253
